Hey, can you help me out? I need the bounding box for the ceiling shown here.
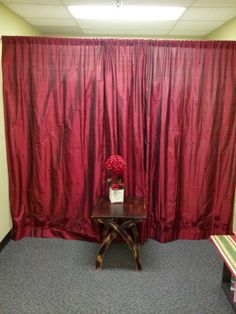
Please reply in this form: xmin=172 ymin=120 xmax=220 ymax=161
xmin=1 ymin=0 xmax=236 ymax=37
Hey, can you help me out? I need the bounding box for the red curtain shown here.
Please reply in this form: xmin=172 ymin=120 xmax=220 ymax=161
xmin=2 ymin=36 xmax=236 ymax=243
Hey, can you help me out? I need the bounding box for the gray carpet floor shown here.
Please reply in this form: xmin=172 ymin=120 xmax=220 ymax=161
xmin=0 ymin=238 xmax=234 ymax=314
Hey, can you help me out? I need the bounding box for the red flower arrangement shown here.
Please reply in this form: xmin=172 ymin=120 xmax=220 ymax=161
xmin=105 ymin=155 xmax=126 ymax=189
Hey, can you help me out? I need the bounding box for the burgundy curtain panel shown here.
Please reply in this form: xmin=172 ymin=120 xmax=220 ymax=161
xmin=2 ymin=36 xmax=236 ymax=243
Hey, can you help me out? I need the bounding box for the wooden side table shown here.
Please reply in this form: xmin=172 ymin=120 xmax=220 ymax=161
xmin=92 ymin=197 xmax=147 ymax=271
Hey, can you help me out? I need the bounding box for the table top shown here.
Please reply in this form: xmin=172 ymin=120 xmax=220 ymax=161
xmin=210 ymin=235 xmax=236 ymax=278
xmin=92 ymin=197 xmax=147 ymax=219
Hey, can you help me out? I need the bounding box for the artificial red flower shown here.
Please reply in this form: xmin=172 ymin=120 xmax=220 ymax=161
xmin=111 ymin=183 xmax=120 ymax=190
xmin=105 ymin=155 xmax=126 ymax=176
xmin=105 ymin=155 xmax=126 ymax=190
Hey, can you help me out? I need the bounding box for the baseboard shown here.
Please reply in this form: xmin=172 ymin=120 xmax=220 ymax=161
xmin=0 ymin=230 xmax=12 ymax=254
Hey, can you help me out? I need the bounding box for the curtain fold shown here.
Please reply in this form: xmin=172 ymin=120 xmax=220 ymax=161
xmin=2 ymin=36 xmax=236 ymax=243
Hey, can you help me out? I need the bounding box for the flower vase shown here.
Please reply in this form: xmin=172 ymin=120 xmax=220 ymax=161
xmin=109 ymin=187 xmax=124 ymax=203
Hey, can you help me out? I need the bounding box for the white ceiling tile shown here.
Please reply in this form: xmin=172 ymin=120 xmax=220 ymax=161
xmin=2 ymin=0 xmax=60 ymax=3
xmin=168 ymin=29 xmax=209 ymax=35
xmin=37 ymin=25 xmax=83 ymax=34
xmin=123 ymin=0 xmax=194 ymax=5
xmin=82 ymin=29 xmax=169 ymax=35
xmin=2 ymin=0 xmax=236 ymax=37
xmin=62 ymin=0 xmax=193 ymax=5
xmin=77 ymin=20 xmax=176 ymax=31
xmin=193 ymin=0 xmax=236 ymax=7
xmin=181 ymin=7 xmax=236 ymax=20
xmin=173 ymin=20 xmax=226 ymax=30
xmin=5 ymin=4 xmax=71 ymax=18
xmin=25 ymin=18 xmax=76 ymax=26
xmin=62 ymin=0 xmax=111 ymax=4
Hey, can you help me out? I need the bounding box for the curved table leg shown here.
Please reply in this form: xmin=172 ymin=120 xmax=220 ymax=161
xmin=111 ymin=221 xmax=142 ymax=271
xmin=101 ymin=223 xmax=110 ymax=241
xmin=131 ymin=224 xmax=139 ymax=246
xmin=96 ymin=219 xmax=136 ymax=271
xmin=96 ymin=228 xmax=117 ymax=271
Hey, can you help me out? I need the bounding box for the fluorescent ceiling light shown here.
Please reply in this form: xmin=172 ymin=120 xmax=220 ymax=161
xmin=68 ymin=5 xmax=186 ymax=21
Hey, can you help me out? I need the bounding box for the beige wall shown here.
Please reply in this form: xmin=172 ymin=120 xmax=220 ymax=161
xmin=0 ymin=4 xmax=40 ymax=242
xmin=206 ymin=17 xmax=236 ymax=40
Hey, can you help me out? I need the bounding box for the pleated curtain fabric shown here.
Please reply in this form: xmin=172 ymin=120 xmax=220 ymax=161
xmin=2 ymin=36 xmax=236 ymax=243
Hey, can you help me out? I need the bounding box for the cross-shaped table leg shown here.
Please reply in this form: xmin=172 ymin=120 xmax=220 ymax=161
xmin=96 ymin=218 xmax=142 ymax=271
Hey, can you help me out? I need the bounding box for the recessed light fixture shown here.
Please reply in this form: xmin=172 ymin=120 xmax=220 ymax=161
xmin=68 ymin=5 xmax=186 ymax=21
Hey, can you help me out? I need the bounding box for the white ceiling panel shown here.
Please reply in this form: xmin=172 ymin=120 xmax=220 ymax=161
xmin=82 ymin=29 xmax=169 ymax=35
xmin=36 ymin=25 xmax=84 ymax=34
xmin=4 ymin=3 xmax=71 ymax=18
xmin=25 ymin=18 xmax=77 ymax=26
xmin=2 ymin=0 xmax=60 ymax=3
xmin=77 ymin=20 xmax=176 ymax=31
xmin=173 ymin=20 xmax=226 ymax=30
xmin=2 ymin=0 xmax=236 ymax=37
xmin=62 ymin=0 xmax=194 ymax=5
xmin=182 ymin=7 xmax=236 ymax=20
xmin=193 ymin=0 xmax=236 ymax=7
xmin=125 ymin=0 xmax=194 ymax=4
xmin=169 ymin=29 xmax=209 ymax=36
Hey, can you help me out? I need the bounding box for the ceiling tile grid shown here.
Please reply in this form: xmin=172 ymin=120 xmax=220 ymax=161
xmin=25 ymin=17 xmax=77 ymax=26
xmin=1 ymin=0 xmax=236 ymax=37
